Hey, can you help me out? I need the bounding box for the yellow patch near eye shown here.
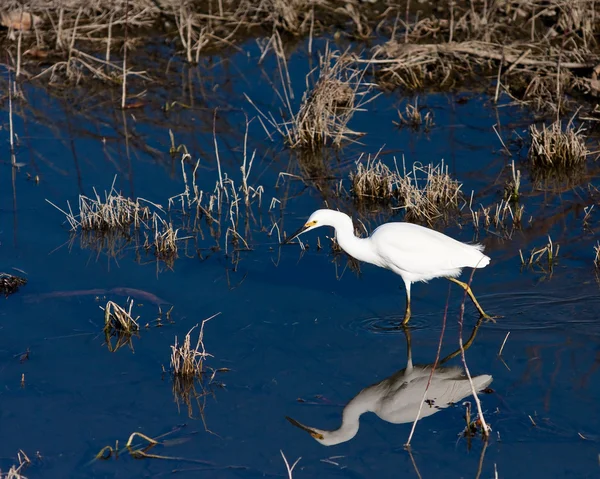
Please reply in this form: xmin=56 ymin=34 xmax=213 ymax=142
xmin=305 ymin=221 xmax=317 ymax=227
xmin=310 ymin=432 xmax=324 ymax=440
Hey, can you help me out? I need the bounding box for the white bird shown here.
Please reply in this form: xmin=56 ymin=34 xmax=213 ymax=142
xmin=286 ymin=326 xmax=493 ymax=446
xmin=285 ymin=209 xmax=494 ymax=324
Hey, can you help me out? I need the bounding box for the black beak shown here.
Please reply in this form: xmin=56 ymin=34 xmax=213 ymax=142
xmin=282 ymin=225 xmax=308 ymax=245
xmin=285 ymin=416 xmax=317 ymax=435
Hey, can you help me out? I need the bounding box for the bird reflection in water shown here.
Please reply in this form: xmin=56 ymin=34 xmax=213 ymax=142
xmin=286 ymin=321 xmax=492 ymax=446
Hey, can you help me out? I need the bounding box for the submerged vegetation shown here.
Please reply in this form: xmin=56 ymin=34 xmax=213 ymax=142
xmin=0 ymin=273 xmax=27 ymax=297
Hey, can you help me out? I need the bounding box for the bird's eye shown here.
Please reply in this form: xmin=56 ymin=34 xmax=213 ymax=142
xmin=310 ymin=431 xmax=324 ymax=440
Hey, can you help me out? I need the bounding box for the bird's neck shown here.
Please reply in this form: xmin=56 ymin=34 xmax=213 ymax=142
xmin=324 ymin=389 xmax=377 ymax=445
xmin=334 ymin=223 xmax=378 ymax=265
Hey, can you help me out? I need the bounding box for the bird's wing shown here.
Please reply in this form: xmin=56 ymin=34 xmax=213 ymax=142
xmin=378 ymin=367 xmax=492 ymax=424
xmin=371 ymin=223 xmax=487 ymax=276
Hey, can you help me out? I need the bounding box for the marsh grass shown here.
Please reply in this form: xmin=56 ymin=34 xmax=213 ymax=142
xmin=394 ymin=98 xmax=434 ymax=132
xmin=101 ymin=299 xmax=139 ymax=352
xmin=520 ymin=236 xmax=560 ymax=271
xmin=396 ymin=160 xmax=463 ymax=225
xmin=529 ymin=121 xmax=589 ymax=171
xmin=350 ymin=153 xmax=398 ymax=207
xmin=348 ymin=156 xmax=463 ymax=225
xmin=368 ymin=1 xmax=600 ymax=114
xmin=0 ymin=273 xmax=27 ymax=297
xmin=469 ymin=198 xmax=523 ymax=237
xmin=171 ymin=320 xmax=214 ymax=379
xmin=169 ymin=313 xmax=220 ymax=419
xmin=594 ymin=242 xmax=600 ymax=268
xmin=248 ymin=42 xmax=377 ymax=150
xmin=144 ymin=214 xmax=181 ymax=265
xmin=47 ymin=179 xmax=153 ymax=232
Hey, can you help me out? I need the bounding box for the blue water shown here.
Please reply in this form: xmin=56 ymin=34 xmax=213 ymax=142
xmin=1 ymin=38 xmax=600 ymax=478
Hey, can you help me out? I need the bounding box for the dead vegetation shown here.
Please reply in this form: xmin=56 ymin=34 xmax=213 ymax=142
xmin=0 ymin=450 xmax=30 ymax=479
xmin=394 ymin=98 xmax=434 ymax=131
xmin=0 ymin=0 xmax=374 ymax=87
xmin=368 ymin=0 xmax=600 ymax=114
xmin=520 ymin=236 xmax=560 ymax=272
xmin=469 ymin=161 xmax=524 ymax=238
xmin=528 ymin=120 xmax=590 ymax=189
xmin=249 ymin=43 xmax=377 ymax=150
xmin=594 ymin=242 xmax=600 ymax=268
xmin=0 ymin=273 xmax=27 ymax=297
xmin=169 ymin=313 xmax=222 ymax=419
xmin=101 ymin=299 xmax=140 ymax=352
xmin=347 ymin=154 xmax=463 ymax=225
xmin=47 ymin=181 xmax=152 ymax=233
xmin=529 ymin=120 xmax=589 ymax=170
xmin=349 ymin=153 xmax=397 ymax=207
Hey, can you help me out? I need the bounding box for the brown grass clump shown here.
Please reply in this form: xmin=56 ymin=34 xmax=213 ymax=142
xmin=249 ymin=44 xmax=377 ymax=150
xmin=169 ymin=314 xmax=220 ymax=419
xmin=144 ymin=214 xmax=181 ymax=264
xmin=396 ymin=161 xmax=464 ymax=225
xmin=350 ymin=153 xmax=398 ymax=206
xmin=348 ymin=156 xmax=463 ymax=225
xmin=528 ymin=120 xmax=590 ymax=189
xmin=529 ymin=121 xmax=589 ymax=170
xmin=0 ymin=273 xmax=27 ymax=297
xmin=394 ymin=98 xmax=434 ymax=131
xmin=47 ymin=180 xmax=151 ymax=233
xmin=171 ymin=322 xmax=213 ymax=379
xmin=101 ymin=299 xmax=139 ymax=352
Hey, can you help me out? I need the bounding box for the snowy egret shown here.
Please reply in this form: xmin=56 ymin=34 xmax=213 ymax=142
xmin=285 ymin=209 xmax=494 ymax=324
xmin=286 ymin=324 xmax=492 ymax=446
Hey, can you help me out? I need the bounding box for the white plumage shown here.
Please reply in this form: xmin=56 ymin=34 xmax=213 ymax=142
xmin=286 ymin=209 xmax=494 ymax=324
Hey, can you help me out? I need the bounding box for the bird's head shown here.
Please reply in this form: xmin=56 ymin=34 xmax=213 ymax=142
xmin=285 ymin=416 xmax=339 ymax=446
xmin=283 ymin=209 xmax=350 ymax=244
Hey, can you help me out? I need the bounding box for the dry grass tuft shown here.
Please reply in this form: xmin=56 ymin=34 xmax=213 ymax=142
xmin=169 ymin=314 xmax=220 ymax=419
xmin=528 ymin=120 xmax=590 ymax=190
xmin=249 ymin=44 xmax=377 ymax=150
xmin=101 ymin=299 xmax=139 ymax=352
xmin=144 ymin=214 xmax=181 ymax=264
xmin=348 ymin=156 xmax=463 ymax=225
xmin=170 ymin=315 xmax=218 ymax=380
xmin=0 ymin=273 xmax=27 ymax=297
xmin=396 ymin=160 xmax=464 ymax=224
xmin=594 ymin=242 xmax=600 ymax=268
xmin=350 ymin=153 xmax=397 ymax=206
xmin=529 ymin=120 xmax=589 ymax=170
xmin=47 ymin=180 xmax=152 ymax=233
xmin=394 ymin=98 xmax=434 ymax=131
